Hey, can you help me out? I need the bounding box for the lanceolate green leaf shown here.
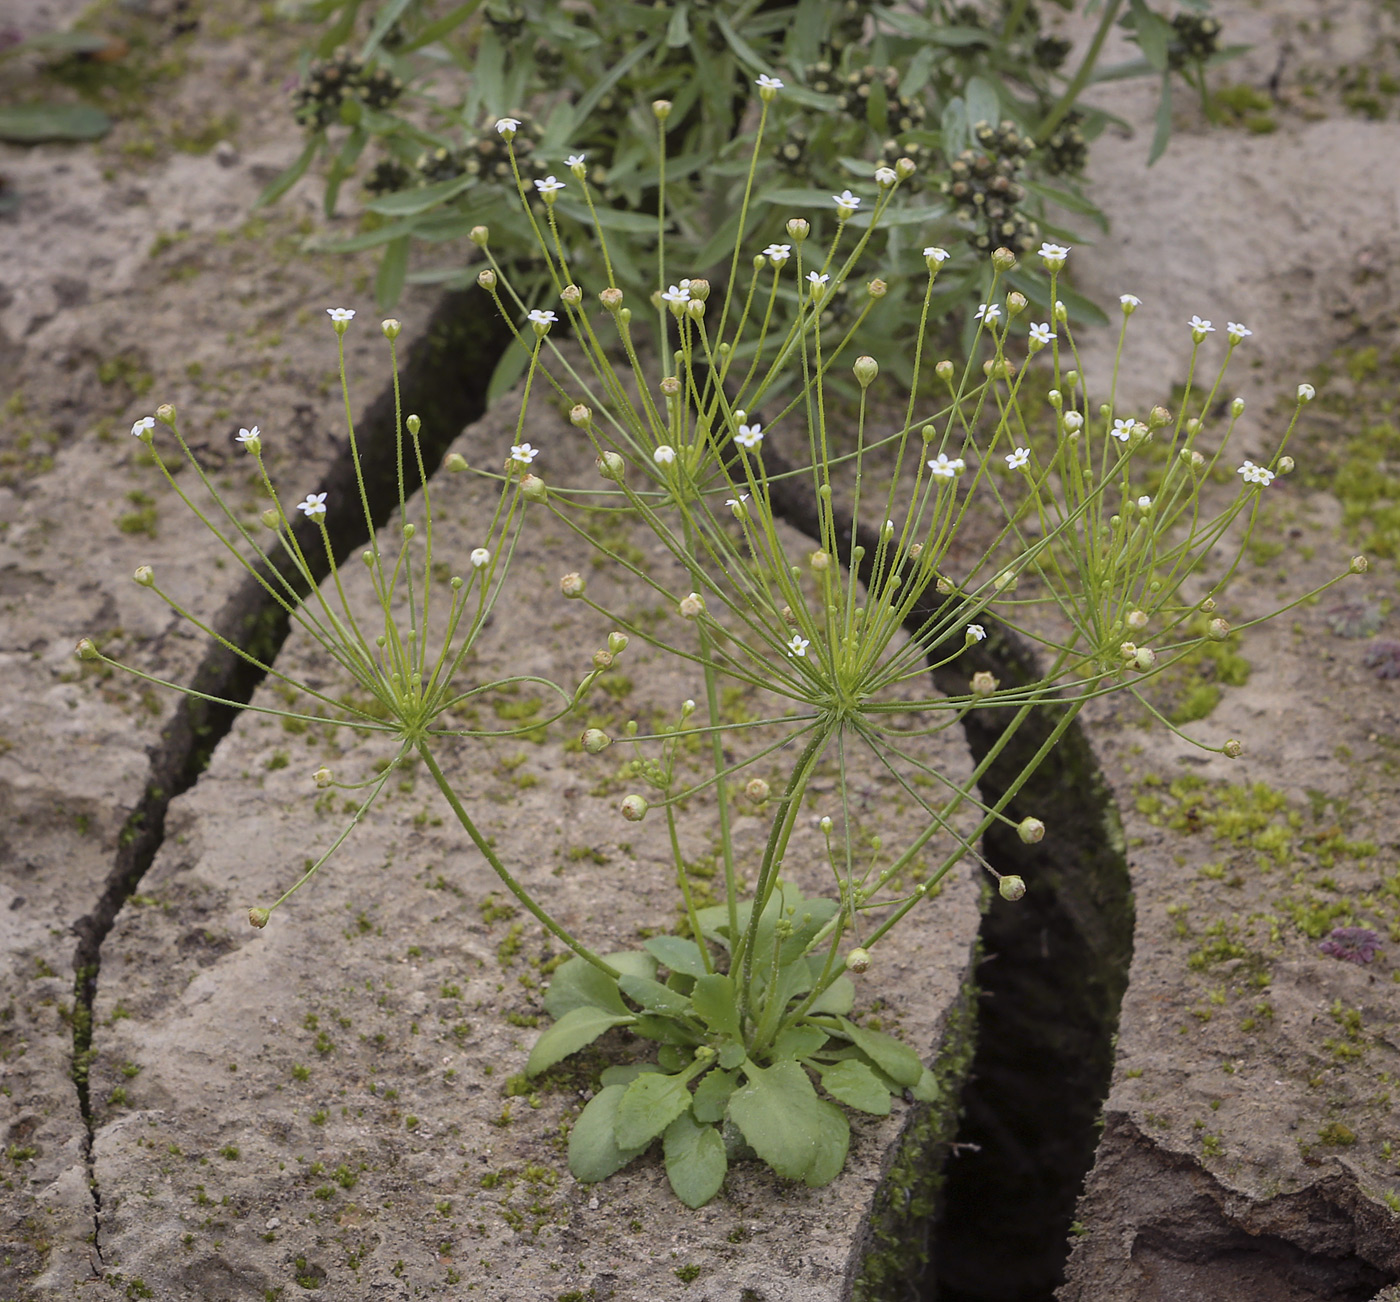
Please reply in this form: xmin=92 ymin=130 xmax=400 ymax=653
xmin=543 ymin=954 xmax=626 ymax=1018
xmin=835 ymin=1018 xmax=924 ymax=1088
xmin=691 ymin=1067 xmax=739 ymax=1123
xmin=728 ymin=1059 xmax=849 ymax=1185
xmin=664 ymin=1110 xmax=727 ymax=1207
xmin=643 ymin=935 xmax=709 ymax=979
xmin=0 ymin=103 xmax=111 ymax=143
xmin=254 ymin=134 xmax=321 ymax=210
xmin=691 ymin=973 xmax=742 ymax=1039
xmin=526 ymin=1005 xmax=634 ymax=1077
xmin=569 ymin=1085 xmax=650 ymax=1182
xmin=618 ymin=973 xmax=693 ymax=1018
xmin=615 ymin=1070 xmax=697 ymax=1150
xmin=817 ymin=1059 xmax=892 ymax=1115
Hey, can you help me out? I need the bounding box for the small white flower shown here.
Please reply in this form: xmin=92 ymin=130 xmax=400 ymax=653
xmin=470 ymin=547 xmax=491 ymax=568
xmin=527 ymin=308 xmax=557 ymax=327
xmin=807 ymin=271 xmax=829 ymax=289
xmin=832 ymin=188 xmax=861 ymax=212
xmin=1028 ymin=322 xmax=1053 ymax=346
xmin=565 ymin=152 xmax=586 ymax=168
xmin=661 ymin=283 xmax=691 ymax=304
xmin=653 ymin=445 xmax=676 ymax=466
xmin=297 ymin=492 xmax=328 ymax=518
xmin=1237 ymin=460 xmax=1275 ymax=487
xmin=726 ymin=493 xmax=750 ymax=515
xmin=1005 ymin=447 xmax=1030 ymax=470
xmin=1188 ymin=313 xmax=1215 ymax=335
xmin=236 ymin=426 xmax=260 ymax=444
xmin=1137 ymin=494 xmax=1153 ymax=509
xmin=1038 ymin=242 xmax=1070 ymax=268
xmin=967 ymin=624 xmax=987 ymax=642
xmin=923 ymin=246 xmax=950 ymax=263
xmin=974 ymin=303 xmax=1001 ymax=323
xmin=1297 ymin=383 xmax=1316 ymax=402
xmin=130 ymin=416 xmax=156 ymax=438
xmin=763 ymin=243 xmax=791 ymax=265
xmin=533 ymin=175 xmax=566 ymax=195
xmin=735 ymin=423 xmax=764 ymax=449
xmin=510 ymin=442 xmax=539 ymax=465
xmin=1111 ymin=418 xmax=1136 ymax=443
xmin=874 ymin=165 xmax=897 ymax=188
xmin=1227 ymin=321 xmax=1252 ymax=342
xmin=927 ymin=452 xmax=966 ymax=479
xmin=1119 ymin=293 xmax=1141 ymax=310
xmin=326 ymin=307 xmax=355 ymax=322
xmin=1063 ymin=411 xmax=1084 ymax=432
xmin=786 ymin=634 xmax=810 ymax=658
xmin=495 ymin=117 xmax=521 ymax=135
xmin=755 ymin=74 xmax=784 ymax=91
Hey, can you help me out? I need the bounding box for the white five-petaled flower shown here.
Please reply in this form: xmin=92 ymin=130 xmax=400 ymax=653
xmin=1005 ymin=447 xmax=1030 ymax=470
xmin=533 ymin=175 xmax=566 ymax=195
xmin=735 ymin=423 xmax=764 ymax=450
xmin=326 ymin=307 xmax=355 ymax=322
xmin=874 ymin=165 xmax=897 ymax=187
xmin=510 ymin=442 xmax=539 ymax=465
xmin=755 ymin=74 xmax=784 ymax=91
xmin=967 ymin=624 xmax=987 ymax=642
xmin=807 ymin=271 xmax=829 ymax=288
xmin=1038 ymin=242 xmax=1070 ymax=268
xmin=297 ymin=492 xmax=328 ymax=518
xmin=495 ymin=117 xmax=520 ymax=135
xmin=832 ymin=188 xmax=861 ymax=212
xmin=1237 ymin=460 xmax=1275 ymax=487
xmin=927 ymin=452 xmax=966 ymax=479
xmin=661 ymin=283 xmax=691 ymax=304
xmin=974 ymin=303 xmax=1001 ymax=323
xmin=1120 ymin=293 xmax=1141 ymax=308
xmin=236 ymin=426 xmax=260 ymax=444
xmin=1028 ymin=322 xmax=1053 ymax=346
xmin=1297 ymin=383 xmax=1316 ymax=402
xmin=923 ymin=246 xmax=950 ymax=263
xmin=763 ymin=243 xmax=791 ymax=264
xmin=1227 ymin=321 xmax=1252 ymax=342
xmin=470 ymin=547 xmax=491 ymax=568
xmin=565 ymin=153 xmax=586 ymax=168
xmin=1137 ymin=495 xmax=1153 ymax=509
xmin=786 ymin=634 xmax=810 ymax=658
xmin=131 ymin=416 xmax=156 ymax=438
xmin=527 ymin=308 xmax=557 ymax=327
xmin=1188 ymin=313 xmax=1215 ymax=335
xmin=653 ymin=445 xmax=676 ymax=466
xmin=726 ymin=493 xmax=749 ymax=510
xmin=1111 ymin=418 xmax=1136 ymax=443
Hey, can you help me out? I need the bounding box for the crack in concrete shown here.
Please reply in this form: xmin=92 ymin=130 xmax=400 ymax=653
xmin=60 ymin=288 xmax=513 ymax=1269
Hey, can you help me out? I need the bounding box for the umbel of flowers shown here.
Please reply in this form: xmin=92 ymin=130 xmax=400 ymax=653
xmin=89 ymin=78 xmax=1366 ymax=1209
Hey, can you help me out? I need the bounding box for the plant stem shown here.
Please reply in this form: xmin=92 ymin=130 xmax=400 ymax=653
xmin=1036 ymin=0 xmax=1125 ymax=143
xmin=416 ymin=741 xmax=619 ymax=976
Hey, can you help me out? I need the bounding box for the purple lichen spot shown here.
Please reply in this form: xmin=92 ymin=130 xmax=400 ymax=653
xmin=1317 ymin=927 xmax=1381 ymax=965
xmin=1363 ymin=639 xmax=1400 ymax=680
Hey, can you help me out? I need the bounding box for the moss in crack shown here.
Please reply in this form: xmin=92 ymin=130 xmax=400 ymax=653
xmin=851 ymin=971 xmax=979 ymax=1302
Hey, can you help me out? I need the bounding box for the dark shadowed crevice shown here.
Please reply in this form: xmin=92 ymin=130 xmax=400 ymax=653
xmin=68 ymin=286 xmax=515 ymax=1239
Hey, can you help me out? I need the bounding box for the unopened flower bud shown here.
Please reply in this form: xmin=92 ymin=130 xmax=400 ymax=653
xmin=998 ymin=875 xmax=1026 ymax=902
xmin=520 ymin=473 xmax=547 ymax=502
xmin=621 ymin=794 xmax=649 ymax=821
xmin=406 ymin=414 xmax=420 ymax=436
xmin=469 ymin=225 xmax=489 ymax=247
xmin=1006 ymin=291 xmax=1028 ymax=318
xmin=261 ymin=508 xmax=280 ymax=529
xmin=652 ymin=99 xmax=672 ymax=120
xmin=76 ymin=638 xmax=98 ymax=661
xmin=560 ymin=572 xmax=586 ymax=598
xmin=1148 ymin=405 xmax=1171 ymax=429
xmin=853 ymin=356 xmax=878 ymax=388
xmin=596 ymin=450 xmax=626 ymax=481
xmin=896 ymin=156 xmax=916 ymax=179
xmin=599 ymin=287 xmax=623 ymax=311
xmin=1207 ymin=618 xmax=1230 ymax=640
xmin=991 ymin=246 xmax=1017 ymax=272
xmin=607 ymin=631 xmax=629 ymax=655
xmin=819 ymin=816 xmax=833 ymax=834
xmin=133 ymin=565 xmax=154 ymax=587
xmin=1053 ymin=299 xmax=1068 ymax=324
xmin=745 ymin=778 xmax=770 ymax=804
xmin=971 ymin=670 xmax=998 ymax=695
xmin=1063 ymin=411 xmax=1084 ymax=432
xmin=934 ymin=360 xmax=954 ymax=385
xmin=381 ymin=318 xmax=402 ymax=339
xmin=248 ymin=907 xmax=271 ymax=929
xmin=686 ymin=299 xmax=705 ymax=321
xmin=1222 ymin=739 xmax=1243 ymax=758
xmin=809 ymin=550 xmax=830 ymax=572
xmin=1230 ymin=397 xmax=1245 ymax=418
xmin=592 ymin=649 xmax=613 ymax=669
xmin=581 ymin=728 xmax=610 ymax=754
xmin=1277 ymin=455 xmax=1295 ymax=474
xmin=1185 ymin=417 xmax=1201 ymax=436
xmin=477 ymin=267 xmax=497 ymax=290
xmin=786 ymin=217 xmax=810 ymax=241
xmin=402 ymin=522 xmax=416 ymax=540
xmin=444 ymin=452 xmax=467 ymax=473
xmin=1119 ymin=641 xmax=1138 ymax=660
xmin=1017 ymin=817 xmax=1044 ymax=844
xmin=156 ymin=403 xmax=176 ymax=426
xmin=659 ymin=376 xmax=681 ymax=397
xmin=314 ymin=766 xmax=333 ymax=788
xmin=569 ymin=404 xmax=592 ymax=429
xmin=1134 ymin=647 xmax=1157 ymax=670
xmin=867 ymin=277 xmax=887 ymax=299
xmin=1047 ymin=389 xmax=1063 ymax=410
xmin=846 ymin=947 xmax=872 ymax=974
xmin=679 ymin=592 xmax=705 ymax=619
xmin=560 ymin=284 xmax=582 ymax=307
xmin=687 ymin=278 xmax=710 ymax=302
xmin=1350 ymin=555 xmax=1368 ymax=573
